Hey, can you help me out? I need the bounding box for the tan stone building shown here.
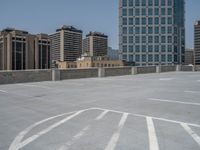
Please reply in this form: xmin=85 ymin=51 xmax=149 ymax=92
xmin=50 ymin=25 xmax=82 ymax=68
xmin=76 ymin=55 xmax=124 ymax=69
xmin=0 ymin=28 xmax=51 ymax=70
xmin=56 ymin=61 xmax=77 ymax=69
xmin=82 ymin=32 xmax=108 ymax=57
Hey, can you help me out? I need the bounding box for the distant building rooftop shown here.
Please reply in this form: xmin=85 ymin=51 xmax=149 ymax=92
xmin=56 ymin=25 xmax=82 ymax=33
xmin=86 ymin=32 xmax=108 ymax=38
xmin=1 ymin=28 xmax=29 ymax=34
xmin=195 ymin=20 xmax=200 ymax=25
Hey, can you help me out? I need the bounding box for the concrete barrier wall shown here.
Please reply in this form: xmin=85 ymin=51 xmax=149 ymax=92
xmin=195 ymin=65 xmax=200 ymax=71
xmin=60 ymin=68 xmax=98 ymax=80
xmin=161 ymin=66 xmax=176 ymax=72
xmin=181 ymin=66 xmax=193 ymax=71
xmin=137 ymin=66 xmax=156 ymax=74
xmin=0 ymin=70 xmax=52 ymax=84
xmin=104 ymin=67 xmax=132 ymax=77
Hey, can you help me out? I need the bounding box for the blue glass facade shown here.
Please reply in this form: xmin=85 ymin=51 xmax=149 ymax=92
xmin=119 ymin=0 xmax=185 ymax=66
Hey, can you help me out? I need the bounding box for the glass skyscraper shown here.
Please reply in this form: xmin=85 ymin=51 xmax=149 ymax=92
xmin=119 ymin=0 xmax=185 ymax=66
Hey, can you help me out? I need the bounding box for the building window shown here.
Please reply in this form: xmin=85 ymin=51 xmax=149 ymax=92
xmin=161 ymin=36 xmax=166 ymax=43
xmin=123 ymin=8 xmax=127 ymax=16
xmin=148 ymin=54 xmax=153 ymax=62
xmin=161 ymin=17 xmax=166 ymax=24
xmin=129 ymin=27 xmax=133 ymax=34
xmin=155 ymin=27 xmax=159 ymax=34
xmin=155 ymin=45 xmax=159 ymax=52
xmin=142 ymin=45 xmax=146 ymax=52
xmin=123 ymin=55 xmax=127 ymax=60
xmin=135 ymin=45 xmax=140 ymax=52
xmin=148 ymin=27 xmax=153 ymax=34
xmin=129 ymin=55 xmax=133 ymax=61
xmin=161 ymin=55 xmax=166 ymax=62
xmin=142 ymin=55 xmax=146 ymax=62
xmin=168 ymin=45 xmax=172 ymax=52
xmin=123 ymin=18 xmax=127 ymax=25
xmin=148 ymin=45 xmax=153 ymax=52
xmin=135 ymin=18 xmax=140 ymax=25
xmin=142 ymin=27 xmax=146 ymax=34
xmin=148 ymin=36 xmax=153 ymax=43
xmin=129 ymin=0 xmax=133 ymax=6
xmin=168 ymin=8 xmax=172 ymax=15
xmin=129 ymin=8 xmax=133 ymax=16
xmin=123 ymin=27 xmax=127 ymax=34
xmin=148 ymin=18 xmax=153 ymax=25
xmin=135 ymin=0 xmax=140 ymax=6
xmin=135 ymin=27 xmax=140 ymax=34
xmin=161 ymin=8 xmax=165 ymax=15
xmin=129 ymin=18 xmax=134 ymax=25
xmin=123 ymin=36 xmax=127 ymax=43
xmin=155 ymin=8 xmax=159 ymax=16
xmin=161 ymin=27 xmax=166 ymax=34
xmin=135 ymin=8 xmax=140 ymax=16
xmin=155 ymin=36 xmax=159 ymax=43
xmin=123 ymin=0 xmax=127 ymax=7
xmin=129 ymin=45 xmax=134 ymax=52
xmin=142 ymin=36 xmax=146 ymax=43
xmin=142 ymin=8 xmax=146 ymax=16
xmin=167 ymin=36 xmax=172 ymax=43
xmin=135 ymin=36 xmax=140 ymax=43
xmin=168 ymin=26 xmax=172 ymax=34
xmin=155 ymin=54 xmax=159 ymax=62
xmin=123 ymin=45 xmax=127 ymax=52
xmin=161 ymin=45 xmax=166 ymax=52
xmin=136 ymin=55 xmax=140 ymax=61
xmin=148 ymin=0 xmax=153 ymax=6
xmin=161 ymin=0 xmax=165 ymax=6
xmin=168 ymin=55 xmax=172 ymax=62
xmin=129 ymin=36 xmax=134 ymax=43
xmin=155 ymin=17 xmax=159 ymax=25
xmin=148 ymin=8 xmax=153 ymax=16
xmin=142 ymin=0 xmax=146 ymax=6
xmin=168 ymin=17 xmax=172 ymax=24
xmin=155 ymin=0 xmax=159 ymax=6
xmin=142 ymin=18 xmax=146 ymax=25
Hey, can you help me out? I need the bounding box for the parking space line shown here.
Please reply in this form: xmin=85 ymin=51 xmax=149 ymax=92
xmin=159 ymin=78 xmax=174 ymax=81
xmin=146 ymin=117 xmax=159 ymax=150
xmin=57 ymin=125 xmax=90 ymax=150
xmin=148 ymin=98 xmax=200 ymax=106
xmin=95 ymin=110 xmax=109 ymax=121
xmin=0 ymin=89 xmax=8 ymax=93
xmin=93 ymin=107 xmax=200 ymax=128
xmin=58 ymin=110 xmax=108 ymax=150
xmin=185 ymin=91 xmax=200 ymax=94
xmin=181 ymin=123 xmax=200 ymax=147
xmin=18 ymin=84 xmax=52 ymax=89
xmin=104 ymin=113 xmax=128 ymax=150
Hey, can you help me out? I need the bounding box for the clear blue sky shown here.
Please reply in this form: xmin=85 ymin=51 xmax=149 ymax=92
xmin=0 ymin=0 xmax=200 ymax=49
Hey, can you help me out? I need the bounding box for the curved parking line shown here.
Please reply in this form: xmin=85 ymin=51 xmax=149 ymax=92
xmin=9 ymin=108 xmax=93 ymax=150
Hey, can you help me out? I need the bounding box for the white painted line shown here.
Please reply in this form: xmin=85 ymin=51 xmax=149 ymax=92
xmin=104 ymin=113 xmax=128 ymax=150
xmin=57 ymin=125 xmax=90 ymax=150
xmin=159 ymin=78 xmax=174 ymax=81
xmin=93 ymin=107 xmax=200 ymax=128
xmin=0 ymin=89 xmax=8 ymax=93
xmin=9 ymin=110 xmax=77 ymax=150
xmin=18 ymin=84 xmax=52 ymax=89
xmin=146 ymin=117 xmax=159 ymax=150
xmin=95 ymin=110 xmax=109 ymax=121
xmin=18 ymin=110 xmax=84 ymax=149
xmin=185 ymin=91 xmax=200 ymax=94
xmin=181 ymin=123 xmax=200 ymax=147
xmin=148 ymin=98 xmax=200 ymax=106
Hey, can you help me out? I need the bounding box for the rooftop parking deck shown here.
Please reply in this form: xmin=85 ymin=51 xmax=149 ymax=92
xmin=0 ymin=72 xmax=200 ymax=150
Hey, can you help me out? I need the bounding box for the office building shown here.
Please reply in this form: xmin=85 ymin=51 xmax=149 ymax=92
xmin=0 ymin=28 xmax=51 ymax=70
xmin=34 ymin=34 xmax=51 ymax=69
xmin=119 ymin=0 xmax=185 ymax=66
xmin=184 ymin=48 xmax=194 ymax=65
xmin=83 ymin=32 xmax=108 ymax=56
xmin=0 ymin=28 xmax=35 ymax=70
xmin=194 ymin=20 xmax=200 ymax=65
xmin=108 ymin=47 xmax=120 ymax=60
xmin=50 ymin=25 xmax=82 ymax=67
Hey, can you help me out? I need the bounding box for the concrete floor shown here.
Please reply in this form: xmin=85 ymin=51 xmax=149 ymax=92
xmin=0 ymin=72 xmax=200 ymax=150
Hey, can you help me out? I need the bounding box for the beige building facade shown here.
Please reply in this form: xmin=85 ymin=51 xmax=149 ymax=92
xmin=0 ymin=28 xmax=51 ymax=70
xmin=76 ymin=56 xmax=124 ymax=69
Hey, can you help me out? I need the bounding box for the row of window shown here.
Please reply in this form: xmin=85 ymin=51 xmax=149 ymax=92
xmin=122 ymin=8 xmax=172 ymax=16
xmin=122 ymin=17 xmax=173 ymax=25
xmin=122 ymin=35 xmax=177 ymax=44
xmin=122 ymin=54 xmax=174 ymax=62
xmin=122 ymin=0 xmax=173 ymax=7
xmin=122 ymin=26 xmax=173 ymax=34
xmin=122 ymin=45 xmax=178 ymax=53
